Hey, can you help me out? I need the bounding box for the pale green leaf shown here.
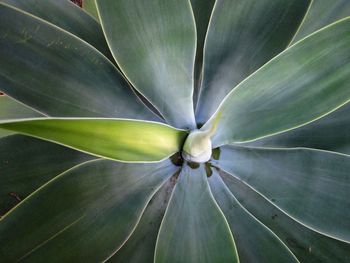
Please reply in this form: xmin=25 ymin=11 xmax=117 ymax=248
xmin=155 ymin=164 xmax=238 ymax=263
xmin=83 ymin=0 xmax=99 ymax=21
xmin=195 ymin=0 xmax=311 ymax=124
xmin=203 ymin=18 xmax=350 ymax=147
xmin=0 ymin=3 xmax=157 ymax=120
xmin=96 ymin=0 xmax=196 ymax=129
xmin=0 ymin=159 xmax=177 ymax=262
xmin=213 ymin=146 xmax=350 ymax=243
xmin=0 ymin=118 xmax=187 ymax=162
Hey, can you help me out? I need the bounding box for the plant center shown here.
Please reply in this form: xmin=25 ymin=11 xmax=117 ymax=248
xmin=182 ymin=130 xmax=212 ymax=163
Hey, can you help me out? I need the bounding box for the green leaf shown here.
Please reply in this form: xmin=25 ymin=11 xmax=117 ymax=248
xmin=109 ymin=174 xmax=176 ymax=263
xmin=195 ymin=0 xmax=311 ymax=124
xmin=242 ymin=103 xmax=350 ymax=155
xmin=0 ymin=135 xmax=93 ymax=217
xmin=213 ymin=146 xmax=350 ymax=243
xmin=190 ymin=0 xmax=215 ymax=106
xmin=83 ymin=0 xmax=99 ymax=21
xmin=203 ymin=18 xmax=350 ymax=147
xmin=208 ymin=170 xmax=298 ymax=263
xmin=96 ymin=0 xmax=196 ymax=129
xmin=0 ymin=95 xmax=43 ymax=138
xmin=0 ymin=95 xmax=42 ymax=119
xmin=222 ymin=172 xmax=350 ymax=262
xmin=0 ymin=118 xmax=187 ymax=162
xmin=1 ymin=0 xmax=112 ymax=59
xmin=155 ymin=164 xmax=238 ymax=263
xmin=0 ymin=3 xmax=157 ymax=120
xmin=0 ymin=159 xmax=177 ymax=262
xmin=292 ymin=0 xmax=350 ymax=43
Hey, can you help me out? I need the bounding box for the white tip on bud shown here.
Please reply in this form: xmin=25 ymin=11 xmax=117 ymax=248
xmin=182 ymin=130 xmax=212 ymax=163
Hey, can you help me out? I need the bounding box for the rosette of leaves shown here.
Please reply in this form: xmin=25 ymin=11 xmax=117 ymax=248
xmin=0 ymin=0 xmax=350 ymax=262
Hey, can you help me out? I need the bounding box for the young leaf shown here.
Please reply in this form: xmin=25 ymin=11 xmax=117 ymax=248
xmin=0 ymin=118 xmax=188 ymax=162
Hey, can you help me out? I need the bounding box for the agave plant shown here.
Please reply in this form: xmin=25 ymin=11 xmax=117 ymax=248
xmin=0 ymin=0 xmax=350 ymax=262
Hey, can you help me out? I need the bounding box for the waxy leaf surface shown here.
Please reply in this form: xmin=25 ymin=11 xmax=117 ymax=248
xmin=0 ymin=118 xmax=187 ymax=162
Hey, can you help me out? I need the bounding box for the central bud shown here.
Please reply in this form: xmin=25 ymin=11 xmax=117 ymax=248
xmin=182 ymin=130 xmax=212 ymax=163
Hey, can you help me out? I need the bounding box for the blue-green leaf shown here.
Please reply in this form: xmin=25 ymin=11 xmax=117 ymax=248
xmin=109 ymin=175 xmax=176 ymax=263
xmin=213 ymin=146 xmax=350 ymax=243
xmin=222 ymin=172 xmax=350 ymax=262
xmin=243 ymin=103 xmax=350 ymax=155
xmin=203 ymin=18 xmax=350 ymax=147
xmin=208 ymin=170 xmax=298 ymax=262
xmin=0 ymin=3 xmax=157 ymax=120
xmin=0 ymin=95 xmax=43 ymax=138
xmin=195 ymin=0 xmax=311 ymax=124
xmin=96 ymin=0 xmax=197 ymax=129
xmin=1 ymin=0 xmax=112 ymax=58
xmin=0 ymin=135 xmax=93 ymax=217
xmin=155 ymin=164 xmax=238 ymax=263
xmin=292 ymin=0 xmax=350 ymax=43
xmin=0 ymin=159 xmax=177 ymax=262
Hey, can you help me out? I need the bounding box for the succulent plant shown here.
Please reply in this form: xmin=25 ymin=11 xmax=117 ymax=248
xmin=0 ymin=0 xmax=350 ymax=262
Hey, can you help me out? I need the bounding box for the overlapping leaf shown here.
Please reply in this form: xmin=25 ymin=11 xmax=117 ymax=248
xmin=0 ymin=159 xmax=177 ymax=262
xmin=83 ymin=0 xmax=99 ymax=21
xmin=208 ymin=170 xmax=298 ymax=262
xmin=190 ymin=0 xmax=215 ymax=105
xmin=0 ymin=3 xmax=157 ymax=120
xmin=0 ymin=95 xmax=43 ymax=137
xmin=292 ymin=0 xmax=350 ymax=43
xmin=195 ymin=0 xmax=311 ymax=124
xmin=155 ymin=164 xmax=238 ymax=263
xmin=109 ymin=175 xmax=176 ymax=263
xmin=222 ymin=172 xmax=350 ymax=262
xmin=213 ymin=146 xmax=350 ymax=243
xmin=1 ymin=0 xmax=111 ymax=58
xmin=0 ymin=135 xmax=93 ymax=216
xmin=96 ymin=0 xmax=197 ymax=129
xmin=243 ymin=102 xmax=350 ymax=155
xmin=203 ymin=17 xmax=350 ymax=147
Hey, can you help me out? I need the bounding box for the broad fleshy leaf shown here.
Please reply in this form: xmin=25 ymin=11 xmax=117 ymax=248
xmin=213 ymin=146 xmax=350 ymax=243
xmin=243 ymin=102 xmax=350 ymax=155
xmin=203 ymin=18 xmax=350 ymax=147
xmin=190 ymin=0 xmax=215 ymax=106
xmin=292 ymin=0 xmax=350 ymax=43
xmin=1 ymin=0 xmax=112 ymax=58
xmin=155 ymin=164 xmax=238 ymax=263
xmin=0 ymin=3 xmax=157 ymax=120
xmin=195 ymin=0 xmax=311 ymax=124
xmin=222 ymin=172 xmax=350 ymax=262
xmin=0 ymin=95 xmax=43 ymax=138
xmin=96 ymin=0 xmax=196 ymax=129
xmin=208 ymin=170 xmax=298 ymax=262
xmin=0 ymin=135 xmax=93 ymax=217
xmin=109 ymin=175 xmax=176 ymax=263
xmin=83 ymin=0 xmax=99 ymax=21
xmin=0 ymin=159 xmax=177 ymax=262
xmin=0 ymin=95 xmax=42 ymax=119
xmin=0 ymin=118 xmax=187 ymax=162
